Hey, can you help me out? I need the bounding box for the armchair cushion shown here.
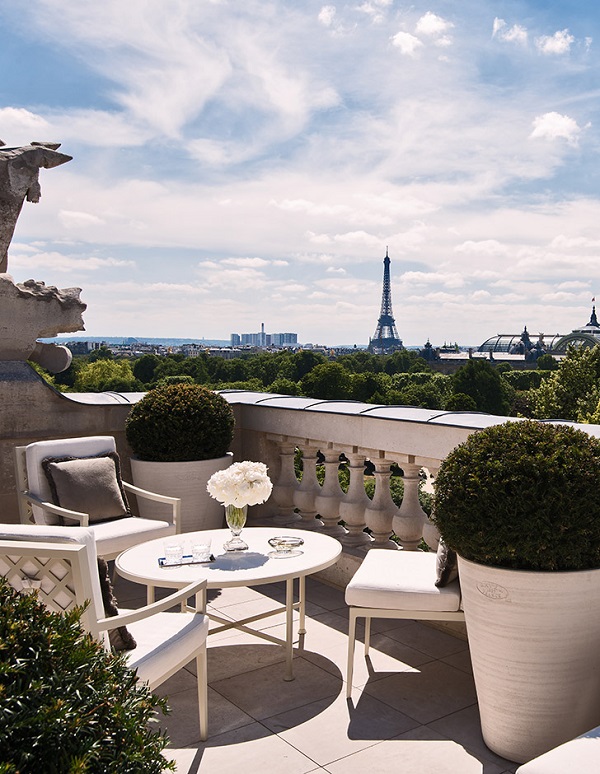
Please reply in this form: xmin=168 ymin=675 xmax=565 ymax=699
xmin=42 ymin=452 xmax=131 ymax=526
xmin=435 ymin=539 xmax=458 ymax=588
xmin=97 ymin=558 xmax=136 ymax=651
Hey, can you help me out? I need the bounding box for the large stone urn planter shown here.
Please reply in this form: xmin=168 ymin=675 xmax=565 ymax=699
xmin=130 ymin=453 xmax=233 ymax=533
xmin=459 ymin=556 xmax=600 ymax=763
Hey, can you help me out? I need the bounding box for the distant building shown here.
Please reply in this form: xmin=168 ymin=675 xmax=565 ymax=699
xmin=231 ymin=325 xmax=297 ymax=348
xmin=478 ymin=303 xmax=600 ymax=359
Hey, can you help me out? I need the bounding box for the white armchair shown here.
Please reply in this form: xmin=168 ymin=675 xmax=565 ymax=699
xmin=15 ymin=436 xmax=181 ymax=560
xmin=0 ymin=523 xmax=208 ymax=740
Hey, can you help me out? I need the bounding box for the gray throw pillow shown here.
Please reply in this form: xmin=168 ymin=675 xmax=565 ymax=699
xmin=42 ymin=452 xmax=131 ymax=526
xmin=435 ymin=539 xmax=459 ymax=588
xmin=97 ymin=557 xmax=137 ymax=651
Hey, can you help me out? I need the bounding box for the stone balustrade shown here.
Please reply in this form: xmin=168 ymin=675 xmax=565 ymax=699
xmin=221 ymin=391 xmax=509 ymax=553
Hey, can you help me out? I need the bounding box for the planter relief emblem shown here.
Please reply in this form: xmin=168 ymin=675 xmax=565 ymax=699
xmin=476 ymin=581 xmax=508 ymax=600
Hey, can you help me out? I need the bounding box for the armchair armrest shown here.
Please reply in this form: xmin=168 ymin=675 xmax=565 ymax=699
xmin=97 ymin=577 xmax=207 ymax=629
xmin=122 ymin=482 xmax=181 ymax=533
xmin=17 ymin=490 xmax=90 ymax=527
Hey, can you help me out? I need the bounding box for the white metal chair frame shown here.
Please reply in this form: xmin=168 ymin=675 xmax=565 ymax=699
xmin=0 ymin=531 xmax=208 ymax=740
xmin=346 ymin=551 xmax=465 ymax=698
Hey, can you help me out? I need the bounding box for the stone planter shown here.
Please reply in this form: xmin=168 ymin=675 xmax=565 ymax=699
xmin=459 ymin=556 xmax=600 ymax=763
xmin=130 ymin=453 xmax=233 ymax=533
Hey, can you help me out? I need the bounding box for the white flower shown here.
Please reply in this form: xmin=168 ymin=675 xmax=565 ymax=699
xmin=206 ymin=460 xmax=273 ymax=508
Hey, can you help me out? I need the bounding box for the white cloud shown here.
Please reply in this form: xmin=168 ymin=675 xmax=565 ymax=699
xmin=454 ymin=240 xmax=510 ymax=256
xmin=400 ymin=271 xmax=465 ymax=289
xmin=415 ymin=12 xmax=453 ymax=37
xmin=530 ymin=112 xmax=583 ymax=146
xmin=222 ymin=257 xmax=270 ymax=268
xmin=318 ymin=5 xmax=336 ymax=27
xmin=0 ymin=107 xmax=50 ymax=142
xmin=535 ymin=29 xmax=574 ymax=55
xmin=391 ymin=31 xmax=423 ymax=56
xmin=58 ymin=211 xmax=105 ymax=228
xmin=10 ymin=250 xmax=133 ymax=272
xmin=492 ymin=18 xmax=527 ymax=45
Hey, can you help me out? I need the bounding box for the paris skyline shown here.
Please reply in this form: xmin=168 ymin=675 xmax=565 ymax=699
xmin=1 ymin=0 xmax=599 ymax=347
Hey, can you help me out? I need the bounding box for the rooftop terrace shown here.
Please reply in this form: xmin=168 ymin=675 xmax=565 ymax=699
xmin=113 ymin=572 xmax=516 ymax=774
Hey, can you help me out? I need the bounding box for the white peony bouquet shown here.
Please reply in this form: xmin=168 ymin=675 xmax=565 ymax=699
xmin=206 ymin=461 xmax=273 ymax=508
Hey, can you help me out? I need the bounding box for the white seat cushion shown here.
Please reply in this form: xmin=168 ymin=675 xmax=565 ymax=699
xmin=345 ymin=549 xmax=461 ymax=612
xmin=125 ymin=610 xmax=209 ymax=689
xmin=92 ymin=517 xmax=175 ymax=558
xmin=516 ymin=726 xmax=600 ymax=773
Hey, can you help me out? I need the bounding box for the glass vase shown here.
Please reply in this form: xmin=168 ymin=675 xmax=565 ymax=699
xmin=224 ymin=504 xmax=248 ymax=551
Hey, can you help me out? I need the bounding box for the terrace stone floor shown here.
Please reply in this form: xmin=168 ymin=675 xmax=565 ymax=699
xmin=114 ymin=573 xmax=518 ymax=774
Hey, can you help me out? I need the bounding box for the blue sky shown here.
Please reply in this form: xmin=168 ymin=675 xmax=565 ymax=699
xmin=1 ymin=0 xmax=599 ymax=346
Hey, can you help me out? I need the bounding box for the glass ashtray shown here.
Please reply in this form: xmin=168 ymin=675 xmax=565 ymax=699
xmin=268 ymin=535 xmax=304 ymax=558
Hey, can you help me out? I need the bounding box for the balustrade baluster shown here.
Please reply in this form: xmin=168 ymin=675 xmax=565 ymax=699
xmin=339 ymin=450 xmax=371 ymax=547
xmin=421 ymin=465 xmax=440 ymax=549
xmin=293 ymin=445 xmax=324 ymax=530
xmin=392 ymin=461 xmax=426 ymax=550
xmin=269 ymin=440 xmax=302 ymax=525
xmin=363 ymin=455 xmax=397 ymax=549
xmin=313 ymin=444 xmax=346 ymax=537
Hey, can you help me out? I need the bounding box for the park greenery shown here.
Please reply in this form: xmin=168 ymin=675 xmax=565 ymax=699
xmin=32 ymin=343 xmax=600 ymax=423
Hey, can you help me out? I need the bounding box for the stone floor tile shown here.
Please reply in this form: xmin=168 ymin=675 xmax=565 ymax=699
xmin=303 ymin=630 xmax=432 ymax=690
xmin=385 ymin=619 xmax=469 ymax=659
xmin=441 ymin=646 xmax=473 ymax=674
xmin=428 ymin=705 xmax=518 ymax=771
xmin=166 ymin=722 xmax=321 ymax=774
xmin=210 ymin=655 xmax=342 ymax=721
xmin=207 ymin=641 xmax=287 ymax=683
xmin=323 ymin=725 xmax=507 ymax=774
xmin=262 ymin=690 xmax=420 ymax=766
xmin=362 ymin=659 xmax=477 ymax=725
xmin=156 ymin=684 xmax=254 ymax=746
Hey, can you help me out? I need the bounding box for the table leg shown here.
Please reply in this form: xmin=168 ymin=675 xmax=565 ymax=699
xmin=298 ymin=575 xmax=306 ymax=652
xmin=284 ymin=577 xmax=295 ymax=681
xmin=147 ymin=584 xmax=155 ymax=605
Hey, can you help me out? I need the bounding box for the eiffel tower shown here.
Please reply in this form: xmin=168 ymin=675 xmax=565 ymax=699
xmin=369 ymin=248 xmax=403 ymax=354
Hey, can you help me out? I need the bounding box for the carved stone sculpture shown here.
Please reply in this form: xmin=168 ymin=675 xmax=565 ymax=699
xmin=0 ymin=141 xmax=72 ymax=273
xmin=0 ymin=275 xmax=86 ymax=371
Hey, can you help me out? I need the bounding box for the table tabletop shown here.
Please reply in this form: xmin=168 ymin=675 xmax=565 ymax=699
xmin=115 ymin=526 xmax=342 ymax=590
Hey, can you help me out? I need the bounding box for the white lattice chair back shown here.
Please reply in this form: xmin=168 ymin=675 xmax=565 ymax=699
xmin=0 ymin=523 xmax=106 ymax=644
xmin=22 ymin=436 xmax=117 ymax=525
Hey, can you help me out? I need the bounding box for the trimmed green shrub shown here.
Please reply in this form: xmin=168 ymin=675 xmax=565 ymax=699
xmin=433 ymin=420 xmax=600 ymax=571
xmin=0 ymin=577 xmax=174 ymax=774
xmin=126 ymin=383 xmax=234 ymax=462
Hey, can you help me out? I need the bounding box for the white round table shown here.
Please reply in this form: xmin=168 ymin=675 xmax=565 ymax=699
xmin=116 ymin=527 xmax=342 ymax=680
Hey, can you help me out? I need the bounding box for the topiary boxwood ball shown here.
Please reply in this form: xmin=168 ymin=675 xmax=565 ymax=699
xmin=433 ymin=419 xmax=600 ymax=572
xmin=126 ymin=383 xmax=235 ymax=462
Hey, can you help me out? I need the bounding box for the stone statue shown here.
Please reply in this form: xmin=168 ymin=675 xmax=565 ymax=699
xmin=0 ymin=275 xmax=86 ymax=372
xmin=0 ymin=140 xmax=72 ymax=273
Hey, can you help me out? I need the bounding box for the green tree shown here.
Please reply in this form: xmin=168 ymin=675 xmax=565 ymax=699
xmin=267 ymin=377 xmax=300 ymax=395
xmin=300 ymin=362 xmax=352 ymax=400
xmin=536 ymin=353 xmax=559 ymax=371
xmin=133 ymin=353 xmax=161 ymax=384
xmin=533 ymin=345 xmax=600 ymax=422
xmin=87 ymin=345 xmax=114 ymax=362
xmin=444 ymin=392 xmax=478 ymax=411
xmin=451 ymin=358 xmax=512 ymax=415
xmin=74 ymin=360 xmax=140 ymax=392
xmin=288 ymin=350 xmax=328 ymax=381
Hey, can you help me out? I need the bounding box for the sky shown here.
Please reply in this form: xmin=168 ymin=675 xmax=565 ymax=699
xmin=1 ymin=0 xmax=600 ymax=347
